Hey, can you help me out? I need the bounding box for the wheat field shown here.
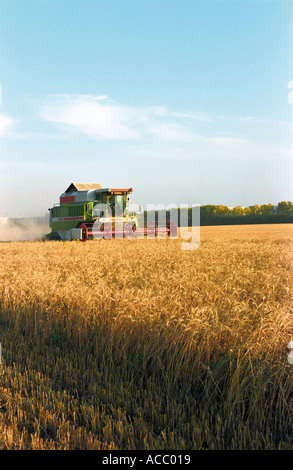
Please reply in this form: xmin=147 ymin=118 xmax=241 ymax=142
xmin=0 ymin=224 xmax=292 ymax=450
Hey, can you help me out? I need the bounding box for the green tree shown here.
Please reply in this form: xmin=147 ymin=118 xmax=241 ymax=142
xmin=213 ymin=205 xmax=229 ymax=216
xmin=200 ymin=205 xmax=217 ymax=218
xmin=230 ymin=206 xmax=244 ymax=216
xmin=243 ymin=207 xmax=251 ymax=216
xmin=249 ymin=205 xmax=261 ymax=215
xmin=277 ymin=201 xmax=293 ymax=215
xmin=259 ymin=204 xmax=275 ymax=216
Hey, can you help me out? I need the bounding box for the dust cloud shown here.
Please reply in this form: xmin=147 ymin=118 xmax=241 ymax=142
xmin=0 ymin=218 xmax=49 ymax=242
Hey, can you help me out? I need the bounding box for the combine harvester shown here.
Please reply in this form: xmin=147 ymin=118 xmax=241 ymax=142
xmin=47 ymin=183 xmax=178 ymax=241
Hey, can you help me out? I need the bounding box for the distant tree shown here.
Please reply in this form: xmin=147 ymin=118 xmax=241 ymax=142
xmin=259 ymin=204 xmax=275 ymax=216
xmin=277 ymin=201 xmax=293 ymax=215
xmin=243 ymin=207 xmax=251 ymax=216
xmin=199 ymin=201 xmax=293 ymax=222
xmin=249 ymin=205 xmax=261 ymax=215
xmin=200 ymin=205 xmax=217 ymax=218
xmin=213 ymin=205 xmax=229 ymax=216
xmin=230 ymin=206 xmax=244 ymax=216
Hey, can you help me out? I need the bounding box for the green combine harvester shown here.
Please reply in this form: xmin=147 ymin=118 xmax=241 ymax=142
xmin=47 ymin=183 xmax=177 ymax=241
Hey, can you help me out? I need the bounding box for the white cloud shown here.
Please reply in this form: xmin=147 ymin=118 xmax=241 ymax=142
xmin=169 ymin=110 xmax=211 ymax=122
xmin=38 ymin=94 xmax=292 ymax=165
xmin=40 ymin=94 xmax=211 ymax=142
xmin=41 ymin=95 xmax=143 ymax=140
xmin=0 ymin=113 xmax=15 ymax=135
xmin=148 ymin=123 xmax=195 ymax=142
xmin=130 ymin=134 xmax=292 ymax=163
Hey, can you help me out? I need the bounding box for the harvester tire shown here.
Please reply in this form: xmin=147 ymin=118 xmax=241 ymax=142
xmin=103 ymin=222 xmax=112 ymax=239
xmin=168 ymin=221 xmax=178 ymax=238
xmin=146 ymin=221 xmax=157 ymax=238
xmin=79 ymin=224 xmax=88 ymax=242
xmin=45 ymin=231 xmax=61 ymax=241
xmin=124 ymin=221 xmax=136 ymax=239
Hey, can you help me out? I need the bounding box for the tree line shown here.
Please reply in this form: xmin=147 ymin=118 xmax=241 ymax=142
xmin=143 ymin=201 xmax=293 ymax=226
xmin=198 ymin=201 xmax=293 ymax=226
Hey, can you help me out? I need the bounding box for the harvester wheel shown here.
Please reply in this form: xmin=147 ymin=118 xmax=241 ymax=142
xmin=146 ymin=221 xmax=157 ymax=238
xmin=104 ymin=222 xmax=112 ymax=239
xmin=124 ymin=221 xmax=135 ymax=239
xmin=79 ymin=223 xmax=88 ymax=242
xmin=168 ymin=221 xmax=178 ymax=238
xmin=45 ymin=231 xmax=61 ymax=241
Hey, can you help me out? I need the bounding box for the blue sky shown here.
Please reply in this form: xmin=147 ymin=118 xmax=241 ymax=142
xmin=0 ymin=0 xmax=292 ymax=217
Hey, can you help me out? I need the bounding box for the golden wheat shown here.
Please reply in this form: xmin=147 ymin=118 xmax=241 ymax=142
xmin=0 ymin=224 xmax=292 ymax=449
